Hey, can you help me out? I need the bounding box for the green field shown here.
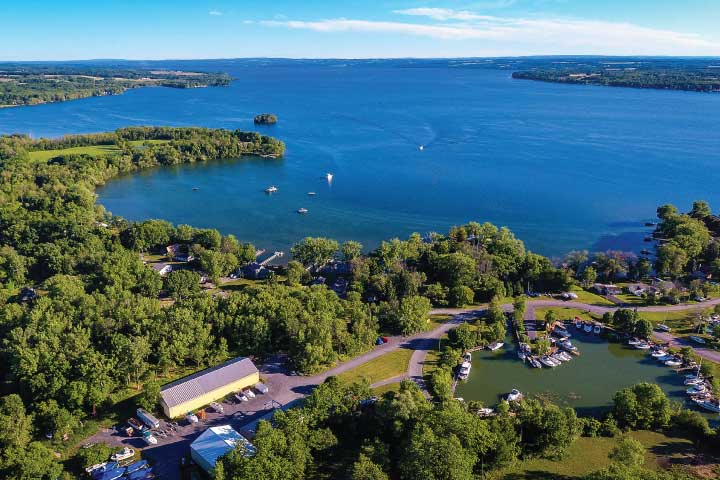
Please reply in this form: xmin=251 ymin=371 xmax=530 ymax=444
xmin=491 ymin=430 xmax=696 ymax=479
xmin=27 ymin=140 xmax=169 ymax=162
xmin=337 ymin=348 xmax=413 ymax=385
xmin=373 ymin=382 xmax=402 ymax=396
xmin=570 ymin=286 xmax=616 ymax=306
xmin=534 ymin=307 xmax=601 ymax=322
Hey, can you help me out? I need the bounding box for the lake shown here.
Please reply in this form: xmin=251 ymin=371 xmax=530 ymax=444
xmin=454 ymin=330 xmax=714 ymax=419
xmin=1 ymin=59 xmax=719 ymax=257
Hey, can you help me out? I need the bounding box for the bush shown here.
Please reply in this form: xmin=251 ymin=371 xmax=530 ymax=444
xmin=581 ymin=417 xmax=603 ymax=437
xmin=600 ymin=417 xmax=620 ymax=437
xmin=448 ymin=285 xmax=474 ymax=307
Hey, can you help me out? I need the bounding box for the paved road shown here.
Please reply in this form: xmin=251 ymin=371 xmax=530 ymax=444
xmin=81 ymin=297 xmax=719 ymax=479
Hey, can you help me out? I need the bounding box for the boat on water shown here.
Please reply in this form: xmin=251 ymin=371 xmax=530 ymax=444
xmin=693 ymin=398 xmax=720 ymax=413
xmin=690 ymin=335 xmax=707 ymax=344
xmin=192 ymin=187 xmax=200 ymax=191
xmin=593 ymin=324 xmax=602 ymax=334
xmin=529 ymin=357 xmax=542 ymax=368
xmin=418 ymin=145 xmax=424 ymax=151
xmin=650 ymin=350 xmax=668 ymax=358
xmin=463 ymin=352 xmax=472 ymax=363
xmin=506 ymin=389 xmax=523 ymax=402
xmin=634 ymin=341 xmax=651 ymax=350
xmin=559 ymin=340 xmax=577 ymax=352
xmin=458 ymin=361 xmax=472 ymax=380
xmin=326 ymin=172 xmax=333 ymax=182
xmin=477 ymin=407 xmax=495 ymax=417
xmin=583 ymin=323 xmax=593 ymax=333
xmin=557 ymin=351 xmax=573 ymax=362
xmin=518 ymin=350 xmax=527 ymax=361
xmin=297 ymin=208 xmax=308 ymax=214
xmin=665 ymin=358 xmax=682 ymax=367
xmin=307 ymin=192 xmax=316 ymax=196
xmin=687 ymin=384 xmax=707 ymax=395
xmin=539 ymin=356 xmax=558 ymax=368
xmin=487 ymin=341 xmax=504 ymax=351
xmin=575 ymin=318 xmax=583 ymax=329
xmin=685 ymin=376 xmax=705 ymax=385
xmin=265 ymin=185 xmax=278 ymax=193
xmin=627 ymin=338 xmax=641 ymax=346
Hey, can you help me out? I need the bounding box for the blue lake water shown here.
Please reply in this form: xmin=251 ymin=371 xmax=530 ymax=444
xmin=1 ymin=60 xmax=719 ymax=256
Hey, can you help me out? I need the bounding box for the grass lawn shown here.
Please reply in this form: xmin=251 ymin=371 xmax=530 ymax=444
xmin=534 ymin=307 xmax=602 ymax=322
xmin=427 ymin=314 xmax=451 ymax=331
xmin=373 ymin=382 xmax=402 ymax=396
xmin=28 ymin=144 xmax=121 ymax=161
xmin=490 ymin=430 xmax=695 ymax=480
xmin=337 ymin=348 xmax=414 ymax=385
xmin=570 ymin=286 xmax=615 ymax=306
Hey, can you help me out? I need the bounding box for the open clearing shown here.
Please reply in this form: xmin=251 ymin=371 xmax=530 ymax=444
xmin=337 ymin=348 xmax=413 ymax=385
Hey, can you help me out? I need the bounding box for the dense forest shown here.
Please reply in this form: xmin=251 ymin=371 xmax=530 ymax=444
xmin=0 ymin=64 xmax=231 ymax=106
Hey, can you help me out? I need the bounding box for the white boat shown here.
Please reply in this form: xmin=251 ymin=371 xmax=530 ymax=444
xmin=593 ymin=324 xmax=602 ymax=334
xmin=634 ymin=341 xmax=651 ymax=350
xmin=656 ymin=324 xmax=671 ymax=332
xmin=235 ymin=392 xmax=249 ymax=402
xmin=326 ymin=172 xmax=333 ymax=182
xmin=685 ymin=376 xmax=705 ymax=385
xmin=650 ymin=350 xmax=667 ymax=358
xmin=264 ymin=185 xmax=278 ymax=193
xmin=685 ymin=371 xmax=702 ymax=380
xmin=506 ymin=389 xmax=523 ymax=402
xmin=209 ymin=402 xmax=224 ymax=413
xmin=487 ymin=341 xmax=504 ymax=351
xmin=627 ymin=338 xmax=641 ymax=346
xmin=307 ymin=192 xmax=316 ymax=196
xmin=690 ymin=336 xmax=707 ymax=344
xmin=559 ymin=340 xmax=577 ymax=352
xmin=110 ymin=447 xmax=135 ymax=461
xmin=583 ymin=323 xmax=593 ymax=333
xmin=418 ymin=145 xmax=424 ymax=151
xmin=458 ymin=361 xmax=471 ymax=380
xmin=575 ymin=319 xmax=583 ymax=329
xmin=529 ymin=357 xmax=542 ymax=368
xmin=297 ymin=208 xmax=308 ymax=214
xmin=557 ymin=351 xmax=572 ymax=362
xmin=477 ymin=407 xmax=495 ymax=417
xmin=539 ymin=356 xmax=558 ymax=368
xmin=657 ymin=354 xmax=673 ymax=362
xmin=687 ymin=384 xmax=707 ymax=395
xmin=463 ymin=352 xmax=472 ymax=362
xmin=693 ymin=398 xmax=720 ymax=413
xmin=665 ymin=359 xmax=682 ymax=367
xmin=518 ymin=351 xmax=527 ymax=360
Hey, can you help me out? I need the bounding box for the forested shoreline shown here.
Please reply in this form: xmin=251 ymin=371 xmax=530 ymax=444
xmin=0 ymin=64 xmax=231 ymax=106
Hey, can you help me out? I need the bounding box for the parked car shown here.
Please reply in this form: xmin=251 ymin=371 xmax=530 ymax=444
xmin=209 ymin=402 xmax=224 ymax=413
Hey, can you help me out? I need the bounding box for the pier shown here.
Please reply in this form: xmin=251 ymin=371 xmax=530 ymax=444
xmin=259 ymin=251 xmax=284 ymax=266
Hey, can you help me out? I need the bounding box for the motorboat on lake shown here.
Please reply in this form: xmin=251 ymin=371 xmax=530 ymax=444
xmin=326 ymin=172 xmax=333 ymax=182
xmin=458 ymin=361 xmax=472 ymax=380
xmin=487 ymin=341 xmax=504 ymax=351
xmin=477 ymin=407 xmax=495 ymax=417
xmin=650 ymin=349 xmax=667 ymax=358
xmin=685 ymin=376 xmax=705 ymax=386
xmin=583 ymin=323 xmax=593 ymax=333
xmin=665 ymin=358 xmax=682 ymax=367
xmin=687 ymin=384 xmax=707 ymax=395
xmin=265 ymin=185 xmax=278 ymax=193
xmin=634 ymin=341 xmax=651 ymax=350
xmin=559 ymin=340 xmax=577 ymax=352
xmin=539 ymin=356 xmax=558 ymax=368
xmin=529 ymin=357 xmax=542 ymax=368
xmin=307 ymin=192 xmax=316 ymax=196
xmin=297 ymin=208 xmax=308 ymax=214
xmin=506 ymin=389 xmax=523 ymax=402
xmin=575 ymin=318 xmax=583 ymax=329
xmin=593 ymin=324 xmax=602 ymax=334
xmin=693 ymin=398 xmax=720 ymax=413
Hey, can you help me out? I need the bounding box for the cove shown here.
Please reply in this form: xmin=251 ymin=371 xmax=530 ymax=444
xmin=1 ymin=60 xmax=718 ymax=256
xmin=454 ymin=331 xmax=714 ymax=420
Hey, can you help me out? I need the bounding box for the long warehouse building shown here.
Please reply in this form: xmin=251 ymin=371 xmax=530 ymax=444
xmin=160 ymin=356 xmax=260 ymax=418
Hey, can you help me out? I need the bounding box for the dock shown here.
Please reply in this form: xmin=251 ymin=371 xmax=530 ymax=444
xmin=259 ymin=251 xmax=284 ymax=266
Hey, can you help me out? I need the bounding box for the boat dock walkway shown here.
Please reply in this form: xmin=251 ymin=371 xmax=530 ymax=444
xmin=259 ymin=251 xmax=284 ymax=266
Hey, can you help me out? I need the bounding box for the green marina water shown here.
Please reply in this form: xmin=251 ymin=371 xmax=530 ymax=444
xmin=454 ymin=329 xmax=711 ymax=419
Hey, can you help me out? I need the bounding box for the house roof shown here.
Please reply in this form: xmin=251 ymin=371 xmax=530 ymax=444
xmin=190 ymin=425 xmax=255 ymax=470
xmin=161 ymin=357 xmax=258 ymax=409
xmin=150 ymin=263 xmax=171 ymax=272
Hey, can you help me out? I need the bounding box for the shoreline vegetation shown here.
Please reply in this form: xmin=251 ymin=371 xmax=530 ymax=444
xmin=254 ymin=113 xmax=278 ymax=125
xmin=1 ymin=127 xmax=720 ymax=478
xmin=0 ymin=64 xmax=231 ymax=107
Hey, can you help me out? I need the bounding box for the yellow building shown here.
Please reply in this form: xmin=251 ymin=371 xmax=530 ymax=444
xmin=160 ymin=356 xmax=260 ymax=418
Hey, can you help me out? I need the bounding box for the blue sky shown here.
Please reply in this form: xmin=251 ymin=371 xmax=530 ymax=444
xmin=2 ymin=0 xmax=720 ymax=60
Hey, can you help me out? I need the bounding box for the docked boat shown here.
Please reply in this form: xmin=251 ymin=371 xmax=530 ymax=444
xmin=518 ymin=350 xmax=527 ymax=361
xmin=690 ymin=336 xmax=707 ymax=344
xmin=657 ymin=354 xmax=673 ymax=362
xmin=554 ymin=325 xmax=571 ymax=337
xmin=297 ymin=208 xmax=309 ymax=214
xmin=463 ymin=352 xmax=472 ymax=363
xmin=665 ymin=358 xmax=682 ymax=367
xmin=539 ymin=356 xmax=558 ymax=368
xmin=307 ymin=192 xmax=316 ymax=196
xmin=685 ymin=376 xmax=705 ymax=385
xmin=687 ymin=384 xmax=707 ymax=395
xmin=326 ymin=172 xmax=333 ymax=182
xmin=529 ymin=357 xmax=542 ymax=368
xmin=110 ymin=447 xmax=135 ymax=462
xmin=265 ymin=185 xmax=278 ymax=193
xmin=506 ymin=389 xmax=523 ymax=402
xmin=693 ymin=398 xmax=720 ymax=413
xmin=583 ymin=323 xmax=593 ymax=333
xmin=575 ymin=318 xmax=583 ymax=329
xmin=487 ymin=341 xmax=504 ymax=351
xmin=627 ymin=338 xmax=641 ymax=346
xmin=650 ymin=349 xmax=667 ymax=358
xmin=593 ymin=324 xmax=602 ymax=334
xmin=559 ymin=340 xmax=577 ymax=352
xmin=634 ymin=341 xmax=651 ymax=350
xmin=477 ymin=407 xmax=495 ymax=417
xmin=458 ymin=361 xmax=471 ymax=380
xmin=557 ymin=351 xmax=573 ymax=362
xmin=656 ymin=324 xmax=671 ymax=332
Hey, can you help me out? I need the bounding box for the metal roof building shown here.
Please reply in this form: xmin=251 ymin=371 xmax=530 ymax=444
xmin=190 ymin=425 xmax=255 ymax=473
xmin=160 ymin=356 xmax=259 ymax=418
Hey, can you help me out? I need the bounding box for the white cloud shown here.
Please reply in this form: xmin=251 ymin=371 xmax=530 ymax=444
xmin=209 ymin=10 xmax=223 ymax=16
xmin=261 ymin=10 xmax=720 ymax=56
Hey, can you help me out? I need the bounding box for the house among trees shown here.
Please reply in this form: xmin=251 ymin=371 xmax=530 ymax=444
xmin=241 ymin=262 xmax=270 ymax=280
xmin=592 ymin=283 xmax=622 ymax=295
xmin=166 ymin=243 xmax=194 ymax=262
xmin=625 ymin=283 xmax=659 ymax=297
xmin=151 ymin=263 xmax=173 ymax=276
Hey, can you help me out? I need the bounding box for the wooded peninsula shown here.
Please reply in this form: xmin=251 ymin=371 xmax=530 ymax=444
xmin=0 ymin=64 xmax=231 ymax=107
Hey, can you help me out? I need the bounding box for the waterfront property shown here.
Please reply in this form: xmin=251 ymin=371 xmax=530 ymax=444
xmin=190 ymin=425 xmax=255 ymax=473
xmin=160 ymin=357 xmax=259 ymax=418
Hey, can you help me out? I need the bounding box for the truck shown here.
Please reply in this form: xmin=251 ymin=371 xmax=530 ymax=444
xmin=136 ymin=408 xmax=160 ymax=430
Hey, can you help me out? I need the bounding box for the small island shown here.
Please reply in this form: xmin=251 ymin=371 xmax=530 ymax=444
xmin=0 ymin=64 xmax=231 ymax=107
xmin=254 ymin=113 xmax=278 ymax=125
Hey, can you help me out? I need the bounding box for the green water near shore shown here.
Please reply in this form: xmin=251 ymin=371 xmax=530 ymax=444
xmin=454 ymin=329 xmax=712 ymax=419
